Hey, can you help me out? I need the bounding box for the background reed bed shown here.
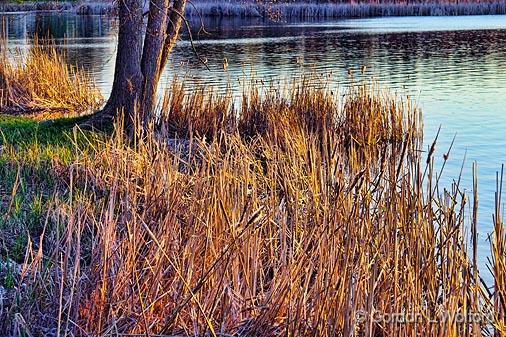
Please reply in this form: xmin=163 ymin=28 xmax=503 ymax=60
xmin=185 ymin=0 xmax=506 ymax=18
xmin=0 ymin=41 xmax=103 ymax=118
xmin=2 ymin=72 xmax=505 ymax=336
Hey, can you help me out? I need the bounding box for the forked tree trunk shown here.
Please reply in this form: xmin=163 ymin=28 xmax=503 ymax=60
xmin=141 ymin=0 xmax=186 ymax=128
xmin=140 ymin=0 xmax=170 ymax=127
xmin=85 ymin=0 xmax=187 ymax=132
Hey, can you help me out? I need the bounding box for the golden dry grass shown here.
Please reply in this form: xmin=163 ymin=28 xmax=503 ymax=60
xmin=0 ymin=43 xmax=505 ymax=336
xmin=2 ymin=76 xmax=504 ymax=336
xmin=0 ymin=41 xmax=103 ymax=118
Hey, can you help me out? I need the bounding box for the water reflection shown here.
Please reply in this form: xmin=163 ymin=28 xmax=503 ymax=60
xmin=2 ymin=13 xmax=114 ymax=40
xmin=2 ymin=13 xmax=116 ymax=88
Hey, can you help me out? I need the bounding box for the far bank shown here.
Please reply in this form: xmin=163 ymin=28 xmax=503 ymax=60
xmin=1 ymin=0 xmax=506 ymax=17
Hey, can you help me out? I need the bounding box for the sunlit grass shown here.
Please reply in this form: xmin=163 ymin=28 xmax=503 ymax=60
xmin=0 ymin=40 xmax=103 ymax=118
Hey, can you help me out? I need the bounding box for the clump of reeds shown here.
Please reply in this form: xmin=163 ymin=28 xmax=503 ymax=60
xmin=159 ymin=76 xmax=421 ymax=147
xmin=158 ymin=79 xmax=236 ymax=137
xmin=0 ymin=41 xmax=103 ymax=117
xmin=0 ymin=77 xmax=499 ymax=336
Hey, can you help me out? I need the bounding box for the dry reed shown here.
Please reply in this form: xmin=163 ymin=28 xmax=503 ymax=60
xmin=0 ymin=41 xmax=103 ymax=118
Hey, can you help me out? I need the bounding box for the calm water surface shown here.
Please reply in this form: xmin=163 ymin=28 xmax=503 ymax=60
xmin=2 ymin=13 xmax=506 ymax=277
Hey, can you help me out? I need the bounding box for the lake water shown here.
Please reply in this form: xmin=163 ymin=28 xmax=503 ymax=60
xmin=2 ymin=13 xmax=506 ymax=279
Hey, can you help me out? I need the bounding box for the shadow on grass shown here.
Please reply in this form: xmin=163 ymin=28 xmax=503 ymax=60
xmin=0 ymin=115 xmax=89 ymax=148
xmin=0 ymin=114 xmax=104 ymax=264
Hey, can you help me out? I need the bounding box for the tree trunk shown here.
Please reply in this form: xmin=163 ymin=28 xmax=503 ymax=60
xmin=83 ymin=0 xmax=187 ymax=133
xmin=84 ymin=0 xmax=144 ymax=131
xmin=140 ymin=0 xmax=187 ymax=127
xmin=160 ymin=0 xmax=187 ymax=72
xmin=140 ymin=0 xmax=170 ymax=127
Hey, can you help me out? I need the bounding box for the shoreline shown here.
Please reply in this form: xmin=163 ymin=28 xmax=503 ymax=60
xmin=1 ymin=1 xmax=506 ymax=17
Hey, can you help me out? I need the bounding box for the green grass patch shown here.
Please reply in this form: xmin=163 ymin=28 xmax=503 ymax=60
xmin=0 ymin=115 xmax=86 ymax=147
xmin=0 ymin=114 xmax=103 ymax=263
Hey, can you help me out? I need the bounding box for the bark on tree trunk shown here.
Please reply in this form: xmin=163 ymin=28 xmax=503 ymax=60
xmin=85 ymin=0 xmax=144 ymax=131
xmin=160 ymin=0 xmax=187 ymax=72
xmin=83 ymin=0 xmax=187 ymax=133
xmin=140 ymin=0 xmax=170 ymax=127
xmin=140 ymin=0 xmax=187 ymax=127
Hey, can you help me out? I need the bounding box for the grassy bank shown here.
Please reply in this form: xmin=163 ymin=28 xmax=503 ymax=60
xmin=1 ymin=43 xmax=506 ymax=337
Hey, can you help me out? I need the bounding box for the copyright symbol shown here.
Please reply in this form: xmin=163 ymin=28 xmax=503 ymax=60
xmin=355 ymin=310 xmax=366 ymax=324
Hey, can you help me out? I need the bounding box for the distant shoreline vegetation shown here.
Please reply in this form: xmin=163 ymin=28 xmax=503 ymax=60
xmin=1 ymin=0 xmax=506 ymax=17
